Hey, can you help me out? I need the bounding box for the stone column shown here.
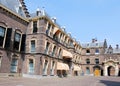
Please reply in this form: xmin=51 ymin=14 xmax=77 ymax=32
xmin=104 ymin=65 xmax=108 ymax=76
xmin=115 ymin=65 xmax=119 ymax=76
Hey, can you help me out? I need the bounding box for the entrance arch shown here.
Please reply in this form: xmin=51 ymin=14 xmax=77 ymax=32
xmin=108 ymin=66 xmax=115 ymax=76
xmin=103 ymin=58 xmax=119 ymax=76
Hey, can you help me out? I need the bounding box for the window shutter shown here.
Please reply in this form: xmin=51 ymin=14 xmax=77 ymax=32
xmin=20 ymin=34 xmax=26 ymax=52
xmin=5 ymin=28 xmax=12 ymax=49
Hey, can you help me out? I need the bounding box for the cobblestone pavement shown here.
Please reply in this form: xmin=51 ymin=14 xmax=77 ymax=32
xmin=0 ymin=76 xmax=120 ymax=86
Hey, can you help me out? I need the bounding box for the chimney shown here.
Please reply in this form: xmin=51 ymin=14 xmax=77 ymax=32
xmin=109 ymin=45 xmax=113 ymax=49
xmin=36 ymin=8 xmax=41 ymax=16
xmin=116 ymin=44 xmax=119 ymax=49
xmin=51 ymin=17 xmax=56 ymax=23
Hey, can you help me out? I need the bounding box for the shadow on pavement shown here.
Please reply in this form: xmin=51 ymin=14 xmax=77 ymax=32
xmin=100 ymin=80 xmax=120 ymax=86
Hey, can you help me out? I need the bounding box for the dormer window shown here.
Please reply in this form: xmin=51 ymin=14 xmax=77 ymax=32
xmin=95 ymin=49 xmax=99 ymax=54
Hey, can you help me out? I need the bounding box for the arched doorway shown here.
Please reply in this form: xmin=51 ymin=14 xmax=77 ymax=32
xmin=108 ymin=66 xmax=115 ymax=76
xmin=93 ymin=66 xmax=101 ymax=76
xmin=103 ymin=58 xmax=119 ymax=76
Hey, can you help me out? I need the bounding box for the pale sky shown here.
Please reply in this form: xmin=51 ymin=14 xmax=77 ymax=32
xmin=24 ymin=0 xmax=120 ymax=47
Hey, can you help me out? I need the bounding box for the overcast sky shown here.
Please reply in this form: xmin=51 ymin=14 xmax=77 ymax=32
xmin=25 ymin=0 xmax=120 ymax=47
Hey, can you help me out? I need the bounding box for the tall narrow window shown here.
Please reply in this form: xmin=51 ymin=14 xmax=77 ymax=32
xmin=10 ymin=58 xmax=18 ymax=73
xmin=43 ymin=60 xmax=48 ymax=75
xmin=28 ymin=59 xmax=34 ymax=74
xmin=51 ymin=61 xmax=55 ymax=75
xmin=52 ymin=46 xmax=56 ymax=57
xmin=31 ymin=40 xmax=35 ymax=53
xmin=46 ymin=23 xmax=51 ymax=35
xmin=50 ymin=26 xmax=54 ymax=37
xmin=5 ymin=28 xmax=12 ymax=49
xmin=20 ymin=34 xmax=26 ymax=52
xmin=14 ymin=32 xmax=21 ymax=51
xmin=45 ymin=42 xmax=50 ymax=54
xmin=0 ymin=26 xmax=6 ymax=47
xmin=95 ymin=58 xmax=99 ymax=64
xmin=58 ymin=49 xmax=61 ymax=58
xmin=33 ymin=21 xmax=37 ymax=33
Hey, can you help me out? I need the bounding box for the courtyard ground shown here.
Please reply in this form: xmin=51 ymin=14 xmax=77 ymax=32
xmin=0 ymin=76 xmax=120 ymax=86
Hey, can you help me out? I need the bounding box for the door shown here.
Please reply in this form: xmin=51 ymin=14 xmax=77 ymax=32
xmin=94 ymin=68 xmax=100 ymax=76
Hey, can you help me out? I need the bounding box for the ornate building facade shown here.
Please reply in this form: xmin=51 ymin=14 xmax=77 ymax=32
xmin=0 ymin=0 xmax=119 ymax=78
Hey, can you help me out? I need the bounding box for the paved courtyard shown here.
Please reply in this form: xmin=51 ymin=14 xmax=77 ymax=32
xmin=0 ymin=76 xmax=120 ymax=86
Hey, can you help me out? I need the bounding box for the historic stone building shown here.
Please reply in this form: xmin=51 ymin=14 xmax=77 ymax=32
xmin=0 ymin=0 xmax=119 ymax=78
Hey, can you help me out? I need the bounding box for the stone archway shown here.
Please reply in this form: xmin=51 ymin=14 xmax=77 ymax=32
xmin=103 ymin=59 xmax=119 ymax=76
xmin=108 ymin=66 xmax=115 ymax=76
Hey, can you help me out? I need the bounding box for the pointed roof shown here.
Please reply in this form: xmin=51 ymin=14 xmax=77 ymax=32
xmin=0 ymin=0 xmax=29 ymax=17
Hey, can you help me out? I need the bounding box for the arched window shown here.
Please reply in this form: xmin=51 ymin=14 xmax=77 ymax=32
xmin=86 ymin=58 xmax=90 ymax=64
xmin=86 ymin=49 xmax=90 ymax=54
xmin=86 ymin=67 xmax=90 ymax=74
xmin=95 ymin=58 xmax=99 ymax=64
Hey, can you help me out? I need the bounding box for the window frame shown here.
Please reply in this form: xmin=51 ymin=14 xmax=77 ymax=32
xmin=0 ymin=26 xmax=7 ymax=48
xmin=10 ymin=58 xmax=18 ymax=73
xmin=13 ymin=31 xmax=22 ymax=51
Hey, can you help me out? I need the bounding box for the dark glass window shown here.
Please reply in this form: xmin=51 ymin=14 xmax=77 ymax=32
xmin=33 ymin=21 xmax=37 ymax=33
xmin=95 ymin=58 xmax=99 ymax=64
xmin=86 ymin=49 xmax=90 ymax=54
xmin=95 ymin=49 xmax=99 ymax=54
xmin=20 ymin=34 xmax=26 ymax=52
xmin=5 ymin=28 xmax=12 ymax=49
xmin=86 ymin=59 xmax=90 ymax=64
xmin=14 ymin=32 xmax=21 ymax=51
xmin=0 ymin=26 xmax=5 ymax=47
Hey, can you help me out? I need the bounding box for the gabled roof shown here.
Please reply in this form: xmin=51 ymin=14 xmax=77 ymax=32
xmin=81 ymin=39 xmax=107 ymax=48
xmin=81 ymin=42 xmax=105 ymax=48
xmin=0 ymin=0 xmax=26 ymax=17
